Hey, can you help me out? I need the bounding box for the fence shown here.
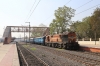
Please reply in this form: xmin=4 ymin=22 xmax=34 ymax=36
xmin=77 ymin=38 xmax=100 ymax=45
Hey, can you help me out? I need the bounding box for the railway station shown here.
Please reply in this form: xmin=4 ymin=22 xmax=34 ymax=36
xmin=0 ymin=0 xmax=100 ymax=66
xmin=0 ymin=25 xmax=100 ymax=66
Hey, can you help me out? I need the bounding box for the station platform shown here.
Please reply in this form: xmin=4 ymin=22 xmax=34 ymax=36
xmin=79 ymin=43 xmax=100 ymax=53
xmin=79 ymin=43 xmax=100 ymax=48
xmin=0 ymin=43 xmax=20 ymax=66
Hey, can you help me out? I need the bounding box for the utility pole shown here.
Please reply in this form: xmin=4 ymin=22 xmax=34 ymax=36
xmin=25 ymin=22 xmax=30 ymax=43
xmin=20 ymin=34 xmax=21 ymax=42
xmin=21 ymin=25 xmax=25 ymax=42
xmin=95 ymin=32 xmax=96 ymax=45
xmin=26 ymin=35 xmax=27 ymax=45
xmin=23 ymin=26 xmax=25 ymax=42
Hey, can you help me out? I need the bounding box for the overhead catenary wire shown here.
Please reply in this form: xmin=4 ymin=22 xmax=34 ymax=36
xmin=42 ymin=15 xmax=53 ymax=24
xmin=27 ymin=0 xmax=41 ymax=21
xmin=30 ymin=0 xmax=37 ymax=12
xmin=75 ymin=4 xmax=100 ymax=15
xmin=42 ymin=0 xmax=96 ymax=23
xmin=65 ymin=0 xmax=72 ymax=5
xmin=24 ymin=0 xmax=36 ymax=22
xmin=42 ymin=0 xmax=72 ymax=23
xmin=76 ymin=0 xmax=93 ymax=9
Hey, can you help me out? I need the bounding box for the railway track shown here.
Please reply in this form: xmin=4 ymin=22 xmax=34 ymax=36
xmin=17 ymin=46 xmax=28 ymax=66
xmin=61 ymin=51 xmax=100 ymax=66
xmin=29 ymin=44 xmax=100 ymax=66
xmin=83 ymin=51 xmax=100 ymax=56
xmin=17 ymin=44 xmax=49 ymax=66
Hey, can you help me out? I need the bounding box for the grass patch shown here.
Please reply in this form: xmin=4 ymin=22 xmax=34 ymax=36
xmin=23 ymin=45 xmax=29 ymax=47
xmin=56 ymin=48 xmax=63 ymax=51
xmin=30 ymin=47 xmax=36 ymax=51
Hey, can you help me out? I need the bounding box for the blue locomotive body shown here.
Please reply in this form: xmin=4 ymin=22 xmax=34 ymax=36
xmin=33 ymin=36 xmax=45 ymax=45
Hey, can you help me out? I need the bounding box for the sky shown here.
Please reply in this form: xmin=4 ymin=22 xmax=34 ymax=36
xmin=0 ymin=0 xmax=100 ymax=38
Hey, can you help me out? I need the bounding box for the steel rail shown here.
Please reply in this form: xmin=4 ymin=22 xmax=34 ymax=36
xmin=18 ymin=44 xmax=49 ymax=66
xmin=24 ymin=46 xmax=49 ymax=66
xmin=17 ymin=46 xmax=29 ymax=66
xmin=34 ymin=45 xmax=100 ymax=66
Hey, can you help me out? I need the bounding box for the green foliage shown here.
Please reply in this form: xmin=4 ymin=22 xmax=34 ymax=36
xmin=49 ymin=6 xmax=100 ymax=39
xmin=32 ymin=32 xmax=41 ymax=37
xmin=49 ymin=6 xmax=75 ymax=34
xmin=31 ymin=24 xmax=47 ymax=37
xmin=71 ymin=16 xmax=94 ymax=39
xmin=70 ymin=7 xmax=100 ymax=39
xmin=30 ymin=47 xmax=36 ymax=51
xmin=23 ymin=45 xmax=29 ymax=47
xmin=90 ymin=7 xmax=100 ymax=38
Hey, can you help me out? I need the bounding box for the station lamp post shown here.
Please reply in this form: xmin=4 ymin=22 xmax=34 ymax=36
xmin=25 ymin=22 xmax=30 ymax=43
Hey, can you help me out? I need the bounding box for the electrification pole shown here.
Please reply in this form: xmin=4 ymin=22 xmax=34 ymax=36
xmin=25 ymin=22 xmax=30 ymax=43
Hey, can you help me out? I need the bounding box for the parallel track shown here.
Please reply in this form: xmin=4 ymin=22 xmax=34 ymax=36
xmin=17 ymin=46 xmax=28 ymax=66
xmin=17 ymin=44 xmax=49 ymax=66
xmin=78 ymin=50 xmax=100 ymax=56
xmin=31 ymin=44 xmax=100 ymax=66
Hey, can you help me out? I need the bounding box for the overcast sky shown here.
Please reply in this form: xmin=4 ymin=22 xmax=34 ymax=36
xmin=0 ymin=0 xmax=100 ymax=38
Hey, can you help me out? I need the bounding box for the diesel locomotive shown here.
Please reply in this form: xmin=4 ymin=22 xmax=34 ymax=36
xmin=33 ymin=32 xmax=79 ymax=50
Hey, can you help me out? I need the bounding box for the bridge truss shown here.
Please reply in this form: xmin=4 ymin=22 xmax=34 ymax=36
xmin=3 ymin=26 xmax=50 ymax=44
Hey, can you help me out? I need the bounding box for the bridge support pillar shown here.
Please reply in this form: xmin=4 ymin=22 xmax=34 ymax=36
xmin=3 ymin=26 xmax=12 ymax=44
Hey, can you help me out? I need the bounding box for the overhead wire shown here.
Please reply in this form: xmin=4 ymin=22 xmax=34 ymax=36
xmin=42 ymin=0 xmax=72 ymax=23
xmin=42 ymin=15 xmax=53 ymax=23
xmin=25 ymin=0 xmax=98 ymax=24
xmin=42 ymin=0 xmax=95 ymax=23
xmin=65 ymin=0 xmax=72 ymax=5
xmin=76 ymin=0 xmax=93 ymax=9
xmin=24 ymin=0 xmax=36 ymax=22
xmin=27 ymin=0 xmax=41 ymax=21
xmin=30 ymin=0 xmax=37 ymax=12
xmin=75 ymin=4 xmax=100 ymax=15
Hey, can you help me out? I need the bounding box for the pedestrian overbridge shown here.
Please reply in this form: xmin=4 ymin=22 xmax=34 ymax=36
xmin=3 ymin=26 xmax=50 ymax=44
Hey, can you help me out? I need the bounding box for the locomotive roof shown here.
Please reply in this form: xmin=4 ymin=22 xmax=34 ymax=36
xmin=45 ymin=31 xmax=75 ymax=36
xmin=46 ymin=33 xmax=68 ymax=36
xmin=34 ymin=36 xmax=45 ymax=38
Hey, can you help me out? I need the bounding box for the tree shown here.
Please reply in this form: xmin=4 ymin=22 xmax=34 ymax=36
xmin=49 ymin=19 xmax=57 ymax=34
xmin=70 ymin=21 xmax=82 ymax=38
xmin=31 ymin=24 xmax=47 ymax=37
xmin=90 ymin=7 xmax=100 ymax=38
xmin=49 ymin=6 xmax=75 ymax=34
xmin=70 ymin=17 xmax=91 ymax=39
xmin=70 ymin=7 xmax=100 ymax=39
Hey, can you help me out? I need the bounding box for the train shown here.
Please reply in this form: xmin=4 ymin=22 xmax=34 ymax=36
xmin=32 ymin=32 xmax=79 ymax=50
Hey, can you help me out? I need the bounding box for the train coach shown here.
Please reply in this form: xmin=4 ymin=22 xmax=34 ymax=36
xmin=32 ymin=32 xmax=79 ymax=50
xmin=33 ymin=36 xmax=45 ymax=45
